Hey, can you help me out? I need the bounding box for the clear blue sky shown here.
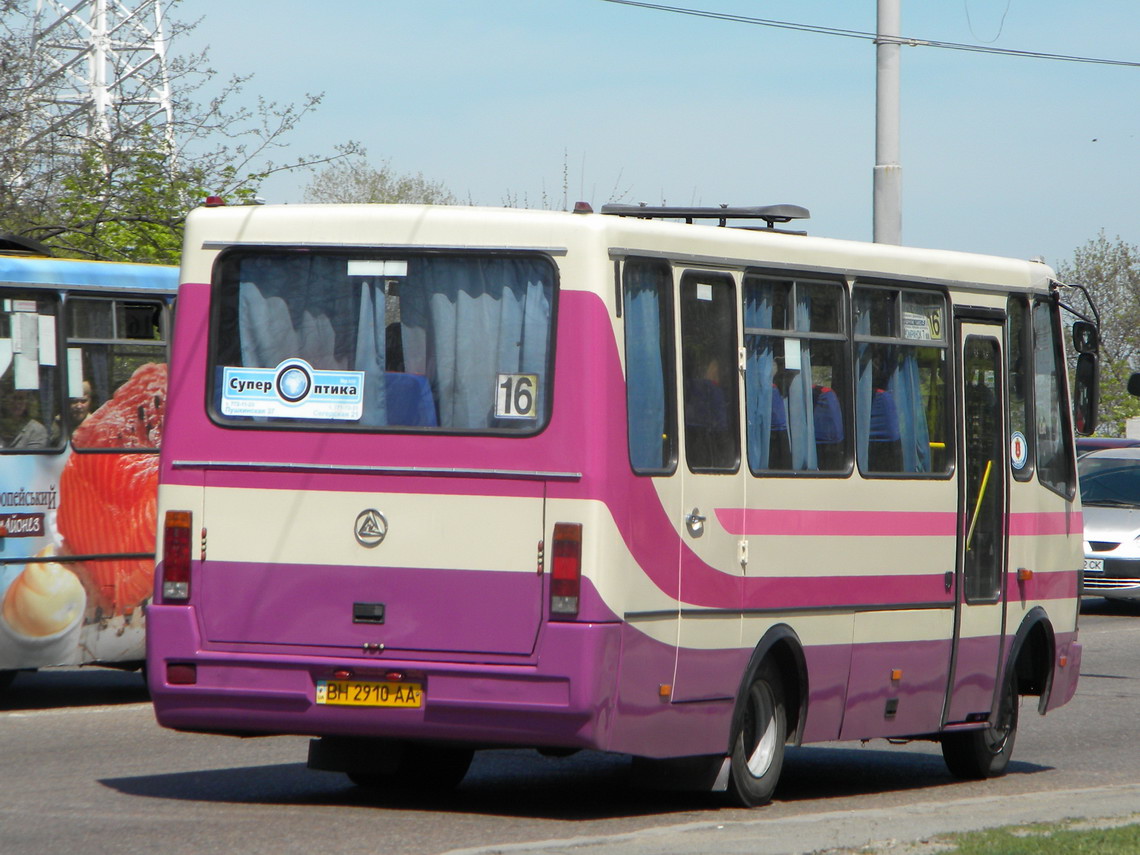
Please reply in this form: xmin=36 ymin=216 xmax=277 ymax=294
xmin=179 ymin=0 xmax=1139 ymax=267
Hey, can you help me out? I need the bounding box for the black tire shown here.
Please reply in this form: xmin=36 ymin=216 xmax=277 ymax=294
xmin=941 ymin=672 xmax=1019 ymax=779
xmin=726 ymin=662 xmax=787 ymax=807
xmin=0 ymin=670 xmax=17 ymax=692
xmin=348 ymin=745 xmax=474 ymax=792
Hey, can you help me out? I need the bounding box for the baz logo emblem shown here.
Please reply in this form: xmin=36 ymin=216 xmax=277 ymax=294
xmin=354 ymin=509 xmax=388 ymax=547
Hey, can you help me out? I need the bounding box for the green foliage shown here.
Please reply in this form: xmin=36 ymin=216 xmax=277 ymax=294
xmin=44 ymin=132 xmax=206 ymax=264
xmin=1056 ymin=231 xmax=1140 ymax=436
xmin=931 ymin=821 xmax=1140 ymax=854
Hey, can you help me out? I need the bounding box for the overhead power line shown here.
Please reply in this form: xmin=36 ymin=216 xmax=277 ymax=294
xmin=598 ymin=0 xmax=1140 ymax=68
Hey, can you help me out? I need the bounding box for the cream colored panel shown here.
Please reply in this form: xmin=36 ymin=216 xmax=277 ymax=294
xmin=1006 ymin=592 xmax=1078 ymax=634
xmin=545 ymin=497 xmax=680 ymax=618
xmin=850 ymin=608 xmax=954 ymax=644
xmin=957 ymin=602 xmax=1004 ymax=639
xmin=749 ymin=535 xmax=957 ymax=578
xmin=202 ymin=487 xmax=540 ymax=571
xmin=156 ymin=484 xmax=206 ymax=560
xmin=743 ymin=611 xmax=858 ymax=648
xmin=624 ymin=615 xmax=680 ymax=647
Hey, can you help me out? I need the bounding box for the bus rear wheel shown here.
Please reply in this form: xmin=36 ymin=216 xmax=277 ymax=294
xmin=726 ymin=662 xmax=787 ymax=807
xmin=941 ymin=672 xmax=1019 ymax=779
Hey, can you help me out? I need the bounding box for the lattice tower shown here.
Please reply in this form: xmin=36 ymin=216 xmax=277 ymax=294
xmin=30 ymin=0 xmax=174 ymax=149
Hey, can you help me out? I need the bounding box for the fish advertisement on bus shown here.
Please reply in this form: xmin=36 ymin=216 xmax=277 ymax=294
xmin=0 ymin=362 xmax=166 ymax=672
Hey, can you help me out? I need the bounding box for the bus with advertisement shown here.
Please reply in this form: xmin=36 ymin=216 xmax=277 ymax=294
xmin=0 ymin=236 xmax=177 ymax=689
xmin=147 ymin=202 xmax=1098 ymax=806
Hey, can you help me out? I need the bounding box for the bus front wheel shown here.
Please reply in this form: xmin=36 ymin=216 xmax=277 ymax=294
xmin=726 ymin=661 xmax=787 ymax=807
xmin=941 ymin=672 xmax=1019 ymax=779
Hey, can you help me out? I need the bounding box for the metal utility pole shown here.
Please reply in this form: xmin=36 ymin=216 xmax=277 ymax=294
xmin=30 ymin=0 xmax=174 ymax=150
xmin=873 ymin=0 xmax=902 ymax=245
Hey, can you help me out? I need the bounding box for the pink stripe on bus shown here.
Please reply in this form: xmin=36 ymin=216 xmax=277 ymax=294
xmin=717 ymin=509 xmax=1081 ymax=539
xmin=1007 ymin=511 xmax=1081 ymax=537
xmin=715 ymin=508 xmax=958 ymax=537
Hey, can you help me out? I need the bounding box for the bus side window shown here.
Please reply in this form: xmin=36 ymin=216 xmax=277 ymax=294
xmin=681 ymin=271 xmax=739 ymax=473
xmin=854 ymin=285 xmax=951 ymax=476
xmin=744 ymin=275 xmax=848 ymax=474
xmin=1033 ymin=300 xmax=1075 ymax=497
xmin=1007 ymin=295 xmax=1034 ymax=481
xmin=623 ymin=260 xmax=676 ymax=475
xmin=0 ymin=292 xmax=61 ymax=452
xmin=66 ymin=297 xmax=167 ymax=448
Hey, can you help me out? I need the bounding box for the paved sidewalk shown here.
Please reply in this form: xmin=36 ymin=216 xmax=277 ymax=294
xmin=443 ymin=783 xmax=1140 ymax=855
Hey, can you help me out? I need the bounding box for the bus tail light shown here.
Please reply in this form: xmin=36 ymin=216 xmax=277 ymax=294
xmin=550 ymin=523 xmax=582 ymax=619
xmin=162 ymin=510 xmax=193 ymax=602
xmin=166 ymin=663 xmax=197 ymax=685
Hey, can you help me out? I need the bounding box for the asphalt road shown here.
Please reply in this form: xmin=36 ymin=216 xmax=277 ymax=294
xmin=1 ymin=599 xmax=1137 ymax=855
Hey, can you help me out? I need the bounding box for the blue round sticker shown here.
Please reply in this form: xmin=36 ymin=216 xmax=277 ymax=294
xmin=1010 ymin=431 xmax=1028 ymax=470
xmin=276 ymin=363 xmax=312 ymax=403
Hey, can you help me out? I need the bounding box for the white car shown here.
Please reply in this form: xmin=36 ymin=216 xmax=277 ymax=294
xmin=1080 ymin=446 xmax=1140 ymax=603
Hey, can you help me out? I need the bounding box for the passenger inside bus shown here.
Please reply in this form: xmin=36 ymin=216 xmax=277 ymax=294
xmin=813 ymin=385 xmax=844 ymax=469
xmin=685 ymin=356 xmax=732 ymax=469
xmin=769 ymin=383 xmax=791 ymax=470
xmin=51 ymin=380 xmax=94 ymax=443
xmin=868 ymin=387 xmax=902 ymax=471
xmin=1 ymin=388 xmax=48 ymax=448
xmin=71 ymin=380 xmax=93 ymax=425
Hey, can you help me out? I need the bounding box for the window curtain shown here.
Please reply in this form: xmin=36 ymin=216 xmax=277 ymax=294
xmin=238 ymin=255 xmax=351 ymax=370
xmin=786 ymin=290 xmax=818 ymax=470
xmin=86 ymin=346 xmax=111 ymax=415
xmin=237 ymin=255 xmax=552 ymax=430
xmin=400 ymin=257 xmax=552 ymax=429
xmin=353 ymin=279 xmax=389 ymax=424
xmin=855 ymin=308 xmax=873 ymax=468
xmin=896 ymin=350 xmax=931 ymax=472
xmin=855 ymin=335 xmax=930 ymax=472
xmin=744 ymin=286 xmax=775 ymax=470
xmin=624 ymin=265 xmax=669 ymax=472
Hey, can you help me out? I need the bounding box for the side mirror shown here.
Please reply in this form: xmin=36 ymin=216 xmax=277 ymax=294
xmin=1072 ymin=320 xmax=1098 ymax=354
xmin=1073 ymin=352 xmax=1099 ymax=436
xmin=1129 ymin=372 xmax=1140 ymax=398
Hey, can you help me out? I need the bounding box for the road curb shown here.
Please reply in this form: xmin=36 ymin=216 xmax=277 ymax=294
xmin=440 ymin=783 xmax=1140 ymax=855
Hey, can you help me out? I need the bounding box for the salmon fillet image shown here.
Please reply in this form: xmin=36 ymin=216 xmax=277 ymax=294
xmin=57 ymin=362 xmax=165 ymax=615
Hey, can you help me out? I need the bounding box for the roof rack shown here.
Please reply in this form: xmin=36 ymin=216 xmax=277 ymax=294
xmin=599 ymin=203 xmax=810 ymax=234
xmin=0 ymin=233 xmax=53 ymax=257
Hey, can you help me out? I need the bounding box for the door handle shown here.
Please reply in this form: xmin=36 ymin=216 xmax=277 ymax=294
xmin=944 ymin=571 xmax=954 ymax=592
xmin=686 ymin=508 xmax=706 ymax=537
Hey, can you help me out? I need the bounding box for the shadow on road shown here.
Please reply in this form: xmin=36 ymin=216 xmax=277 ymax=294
xmin=99 ymin=743 xmax=1052 ymax=820
xmin=1080 ymin=596 xmax=1140 ymax=618
xmin=0 ymin=666 xmax=148 ymax=712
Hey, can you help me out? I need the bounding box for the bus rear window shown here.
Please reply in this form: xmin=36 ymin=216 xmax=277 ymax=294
xmin=211 ymin=251 xmax=556 ymax=433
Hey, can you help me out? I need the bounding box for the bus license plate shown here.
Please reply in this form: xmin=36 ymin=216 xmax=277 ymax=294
xmin=315 ymin=680 xmax=423 ymax=708
xmin=1083 ymin=558 xmax=1104 ymax=574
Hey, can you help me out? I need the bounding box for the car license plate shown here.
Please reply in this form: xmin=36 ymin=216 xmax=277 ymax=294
xmin=1083 ymin=558 xmax=1104 ymax=574
xmin=315 ymin=680 xmax=423 ymax=708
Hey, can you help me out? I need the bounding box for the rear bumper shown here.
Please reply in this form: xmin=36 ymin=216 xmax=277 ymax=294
xmin=146 ymin=605 xmax=623 ymax=750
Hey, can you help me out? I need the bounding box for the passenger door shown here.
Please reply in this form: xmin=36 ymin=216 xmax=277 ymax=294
xmin=945 ymin=319 xmax=1008 ymax=723
xmin=674 ymin=270 xmax=744 ymax=702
